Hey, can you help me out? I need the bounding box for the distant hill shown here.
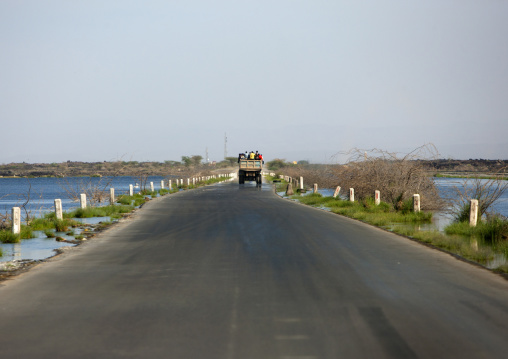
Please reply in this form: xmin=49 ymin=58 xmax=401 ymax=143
xmin=0 ymin=161 xmax=231 ymax=178
xmin=423 ymin=159 xmax=508 ymax=175
xmin=0 ymin=159 xmax=506 ymax=178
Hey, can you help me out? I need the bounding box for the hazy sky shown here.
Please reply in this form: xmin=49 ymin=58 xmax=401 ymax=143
xmin=1 ymin=0 xmax=507 ymax=164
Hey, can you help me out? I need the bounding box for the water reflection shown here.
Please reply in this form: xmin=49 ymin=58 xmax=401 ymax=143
xmin=0 ymin=231 xmax=76 ymax=263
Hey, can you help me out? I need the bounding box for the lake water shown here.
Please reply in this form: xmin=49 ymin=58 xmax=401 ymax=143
xmin=0 ymin=175 xmax=171 ymax=263
xmin=433 ymin=177 xmax=508 ymax=217
xmin=0 ymin=175 xmax=171 ymax=216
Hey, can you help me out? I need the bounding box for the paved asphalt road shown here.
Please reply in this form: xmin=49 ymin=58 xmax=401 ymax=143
xmin=1 ymin=181 xmax=508 ymax=358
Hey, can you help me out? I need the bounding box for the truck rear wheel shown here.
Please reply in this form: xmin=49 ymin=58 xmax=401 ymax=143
xmin=256 ymin=173 xmax=262 ymax=185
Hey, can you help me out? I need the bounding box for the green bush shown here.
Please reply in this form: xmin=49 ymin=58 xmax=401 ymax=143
xmin=54 ymin=219 xmax=69 ymax=232
xmin=445 ymin=217 xmax=508 ymax=243
xmin=30 ymin=217 xmax=56 ymax=231
xmin=0 ymin=230 xmax=20 ymax=243
xmin=20 ymin=226 xmax=34 ymax=239
xmin=117 ymin=194 xmax=145 ymax=207
xmin=117 ymin=195 xmax=133 ymax=205
xmin=67 ymin=205 xmax=134 ymax=218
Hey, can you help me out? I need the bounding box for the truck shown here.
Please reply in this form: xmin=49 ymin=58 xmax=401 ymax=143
xmin=238 ymin=158 xmax=263 ymax=184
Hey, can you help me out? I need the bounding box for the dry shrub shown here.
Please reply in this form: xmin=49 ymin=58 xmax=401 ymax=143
xmin=59 ymin=176 xmax=113 ymax=206
xmin=0 ymin=211 xmax=11 ymax=230
xmin=449 ymin=176 xmax=508 ymax=222
xmin=330 ymin=144 xmax=444 ymax=210
xmin=282 ymin=164 xmax=338 ymax=189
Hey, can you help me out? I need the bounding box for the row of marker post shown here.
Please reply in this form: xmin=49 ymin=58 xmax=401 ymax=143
xmin=10 ymin=173 xmax=234 ymax=235
xmin=280 ymin=174 xmax=480 ymax=227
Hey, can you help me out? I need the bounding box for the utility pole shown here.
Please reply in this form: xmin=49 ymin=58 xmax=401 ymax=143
xmin=224 ymin=132 xmax=227 ymax=160
xmin=206 ymin=147 xmax=209 ymax=164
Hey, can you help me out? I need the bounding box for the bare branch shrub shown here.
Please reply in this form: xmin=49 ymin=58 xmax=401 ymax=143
xmin=0 ymin=193 xmax=13 ymax=230
xmin=0 ymin=211 xmax=11 ymax=230
xmin=58 ymin=158 xmax=129 ymax=206
xmin=330 ymin=144 xmax=444 ymax=210
xmin=59 ymin=176 xmax=113 ymax=206
xmin=133 ymin=172 xmax=150 ymax=193
xmin=281 ymin=164 xmax=338 ymax=189
xmin=0 ymin=180 xmax=46 ymax=226
xmin=449 ymin=176 xmax=508 ymax=222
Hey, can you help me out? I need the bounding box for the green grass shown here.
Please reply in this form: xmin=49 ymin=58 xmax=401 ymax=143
xmin=0 ymin=225 xmax=34 ymax=242
xmin=68 ymin=204 xmax=134 ymax=219
xmin=0 ymin=230 xmax=20 ymax=243
xmin=494 ymin=264 xmax=508 ymax=274
xmin=445 ymin=218 xmax=508 ymax=243
xmin=30 ymin=214 xmax=80 ymax=231
xmin=30 ymin=217 xmax=57 ymax=230
xmin=390 ymin=226 xmax=495 ymax=264
xmin=117 ymin=194 xmax=146 ymax=207
xmin=20 ymin=225 xmax=35 ymax=239
xmin=0 ymin=175 xmax=229 ymax=248
xmin=294 ymin=194 xmax=432 ymax=226
xmin=286 ymin=184 xmax=508 ymax=269
xmin=53 ymin=219 xmax=68 ymax=232
xmin=284 ymin=185 xmax=508 ymax=268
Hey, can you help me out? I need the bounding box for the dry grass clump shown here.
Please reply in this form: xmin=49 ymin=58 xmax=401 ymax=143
xmin=281 ymin=164 xmax=338 ymax=189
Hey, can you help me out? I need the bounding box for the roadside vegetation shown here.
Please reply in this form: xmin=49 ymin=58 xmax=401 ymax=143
xmin=267 ymin=145 xmax=508 ymax=273
xmin=275 ymin=179 xmax=508 ymax=271
xmin=0 ymin=174 xmax=232 ymax=250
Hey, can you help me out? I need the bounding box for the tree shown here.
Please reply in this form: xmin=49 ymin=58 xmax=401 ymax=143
xmin=181 ymin=156 xmax=192 ymax=167
xmin=267 ymin=158 xmax=287 ymax=170
xmin=191 ymin=155 xmax=203 ymax=166
xmin=224 ymin=157 xmax=238 ymax=166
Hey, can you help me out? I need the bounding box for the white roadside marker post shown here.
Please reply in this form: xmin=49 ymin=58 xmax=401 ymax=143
xmin=413 ymin=194 xmax=421 ymax=213
xmin=12 ymin=207 xmax=21 ymax=234
xmin=80 ymin=194 xmax=87 ymax=209
xmin=470 ymin=199 xmax=479 ymax=227
xmin=54 ymin=199 xmax=63 ymax=220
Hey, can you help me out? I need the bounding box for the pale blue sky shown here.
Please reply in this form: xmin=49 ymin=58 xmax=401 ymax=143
xmin=1 ymin=0 xmax=507 ymax=164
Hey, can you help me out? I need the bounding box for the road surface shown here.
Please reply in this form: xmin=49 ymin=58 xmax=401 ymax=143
xmin=1 ymin=181 xmax=508 ymax=358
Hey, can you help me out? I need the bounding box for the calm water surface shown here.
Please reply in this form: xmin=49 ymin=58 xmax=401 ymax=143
xmin=0 ymin=175 xmax=171 ymax=262
xmin=0 ymin=175 xmax=170 ymax=215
